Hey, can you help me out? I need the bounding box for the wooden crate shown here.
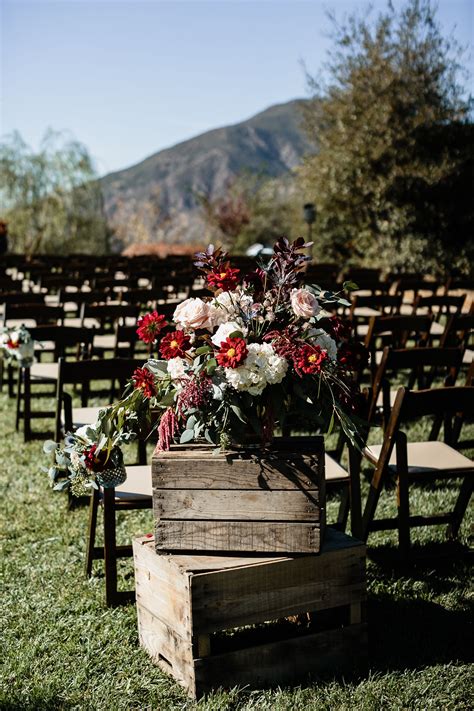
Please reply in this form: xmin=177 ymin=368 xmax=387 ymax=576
xmin=133 ymin=528 xmax=367 ymax=699
xmin=151 ymin=437 xmax=326 ymax=554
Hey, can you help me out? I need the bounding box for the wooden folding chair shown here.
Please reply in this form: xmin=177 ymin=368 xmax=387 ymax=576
xmin=368 ymin=346 xmax=464 ymax=426
xmin=55 ymin=356 xmax=152 ymax=605
xmin=364 ymin=314 xmax=433 ymax=381
xmin=440 ymin=306 xmax=474 ymax=367
xmin=349 ymin=294 xmax=402 ymax=338
xmin=16 ymin=326 xmax=94 ymax=441
xmin=412 ymin=294 xmax=467 ymax=338
xmin=357 ymin=386 xmax=474 ymax=556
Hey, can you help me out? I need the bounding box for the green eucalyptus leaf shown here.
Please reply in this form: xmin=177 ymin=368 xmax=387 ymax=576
xmin=180 ymin=429 xmax=194 ymax=444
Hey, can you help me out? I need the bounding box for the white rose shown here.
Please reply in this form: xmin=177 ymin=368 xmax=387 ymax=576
xmin=290 ymin=288 xmax=321 ymax=319
xmin=167 ymin=357 xmax=187 ymax=380
xmin=173 ymin=298 xmax=217 ymax=331
xmin=9 ymin=331 xmax=20 ymax=345
xmin=211 ymin=321 xmax=247 ymax=347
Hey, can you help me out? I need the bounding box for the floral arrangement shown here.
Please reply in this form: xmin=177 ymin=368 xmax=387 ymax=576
xmin=0 ymin=325 xmax=35 ymax=367
xmin=48 ymin=237 xmax=367 ymax=495
xmin=44 ymin=421 xmax=134 ymax=495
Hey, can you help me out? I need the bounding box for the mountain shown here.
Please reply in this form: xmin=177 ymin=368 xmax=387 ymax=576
xmin=100 ymin=99 xmax=312 ymax=248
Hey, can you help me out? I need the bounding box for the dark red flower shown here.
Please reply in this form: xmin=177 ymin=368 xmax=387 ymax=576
xmin=136 ymin=311 xmax=167 ymax=344
xmin=132 ymin=367 xmax=157 ymax=398
xmin=294 ymin=344 xmax=329 ymax=375
xmin=6 ymin=338 xmax=19 ymax=349
xmin=84 ymin=444 xmax=109 ymax=472
xmin=159 ymin=330 xmax=191 ymax=360
xmin=326 ymin=315 xmax=352 ymax=342
xmin=337 ymin=341 xmax=369 ymax=371
xmin=206 ymin=262 xmax=240 ymax=291
xmin=216 ymin=337 xmax=248 ymax=368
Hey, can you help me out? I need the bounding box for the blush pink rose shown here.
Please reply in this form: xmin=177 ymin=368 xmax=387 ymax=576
xmin=173 ymin=298 xmax=217 ymax=331
xmin=290 ymin=288 xmax=321 ymax=319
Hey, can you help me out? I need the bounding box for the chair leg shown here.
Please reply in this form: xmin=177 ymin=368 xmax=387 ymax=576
xmin=348 ymin=446 xmax=363 ymax=539
xmin=103 ymin=487 xmax=118 ymax=607
xmin=397 ymin=473 xmax=411 ymax=557
xmin=15 ymin=368 xmax=23 ymax=431
xmin=23 ymin=368 xmax=31 ymax=442
xmin=447 ymin=476 xmax=473 ymax=539
xmin=335 ymin=484 xmax=350 ymax=532
xmin=362 ymin=482 xmax=383 ymax=543
xmin=8 ymin=363 xmax=15 ymax=398
xmin=85 ymin=487 xmax=100 ymax=577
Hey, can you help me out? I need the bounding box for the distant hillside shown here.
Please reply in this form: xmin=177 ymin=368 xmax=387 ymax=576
xmin=100 ymin=99 xmax=313 ymax=248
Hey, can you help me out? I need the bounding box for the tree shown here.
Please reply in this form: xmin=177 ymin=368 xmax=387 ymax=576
xmin=300 ymin=0 xmax=473 ymax=274
xmin=198 ymin=172 xmax=303 ymax=254
xmin=0 ymin=129 xmax=108 ymax=255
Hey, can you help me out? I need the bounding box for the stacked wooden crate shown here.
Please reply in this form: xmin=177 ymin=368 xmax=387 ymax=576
xmin=133 ymin=528 xmax=367 ymax=698
xmin=152 ymin=438 xmax=326 ymax=554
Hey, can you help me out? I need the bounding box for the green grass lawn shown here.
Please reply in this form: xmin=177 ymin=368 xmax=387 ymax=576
xmin=1 ymin=386 xmax=473 ymax=710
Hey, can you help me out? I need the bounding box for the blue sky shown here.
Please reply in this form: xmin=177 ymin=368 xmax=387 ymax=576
xmin=1 ymin=0 xmax=472 ymax=176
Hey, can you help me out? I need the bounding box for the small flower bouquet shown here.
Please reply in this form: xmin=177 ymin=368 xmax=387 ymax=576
xmin=0 ymin=325 xmax=35 ymax=367
xmin=49 ymin=237 xmax=367 ymax=494
xmin=44 ymin=418 xmax=137 ymax=495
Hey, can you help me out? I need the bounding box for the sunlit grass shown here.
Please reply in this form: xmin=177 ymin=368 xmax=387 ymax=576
xmin=0 ymin=383 xmax=472 ymax=710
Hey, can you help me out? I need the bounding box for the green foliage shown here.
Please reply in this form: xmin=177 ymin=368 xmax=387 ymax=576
xmin=198 ymin=172 xmax=304 ymax=254
xmin=0 ymin=129 xmax=109 ymax=255
xmin=301 ymin=0 xmax=473 ymax=275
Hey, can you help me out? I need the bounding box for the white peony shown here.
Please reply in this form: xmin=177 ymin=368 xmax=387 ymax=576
xmin=173 ymin=298 xmax=217 ymax=331
xmin=225 ymin=343 xmax=288 ymax=396
xmin=167 ymin=357 xmax=187 ymax=380
xmin=290 ymin=288 xmax=321 ymax=319
xmin=211 ymin=321 xmax=247 ymax=347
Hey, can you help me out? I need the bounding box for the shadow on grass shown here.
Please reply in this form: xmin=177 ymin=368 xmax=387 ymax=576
xmin=368 ymin=593 xmax=473 ymax=672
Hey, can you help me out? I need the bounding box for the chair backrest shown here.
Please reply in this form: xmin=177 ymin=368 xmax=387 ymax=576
xmin=440 ymin=307 xmax=474 ymax=349
xmin=80 ymin=303 xmax=140 ymax=332
xmin=371 ymin=385 xmax=474 ymax=482
xmin=58 ymin=289 xmax=112 ymax=308
xmin=412 ymin=294 xmax=466 ymax=319
xmin=350 ymin=294 xmax=402 ymax=320
xmin=364 ymin=314 xmax=433 ymax=377
xmin=0 ymin=292 xmax=46 ymax=306
xmin=3 ymin=303 xmax=64 ymax=326
xmin=28 ymin=325 xmax=95 ymax=360
xmin=369 ymin=346 xmax=464 ymax=422
xmin=393 ymin=277 xmax=439 ymax=300
xmin=55 ymin=357 xmax=145 ymax=439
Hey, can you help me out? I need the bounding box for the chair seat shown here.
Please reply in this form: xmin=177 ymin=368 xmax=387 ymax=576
xmin=430 ymin=321 xmax=444 ymax=336
xmin=114 ymin=465 xmax=152 ymax=500
xmin=353 ymin=307 xmax=381 ymax=318
xmin=93 ymin=334 xmax=116 ymax=350
xmin=325 ymin=454 xmax=349 ymax=482
xmin=71 ymin=406 xmax=104 ymax=428
xmin=464 ymin=349 xmax=473 ymax=365
xmin=30 ymin=361 xmax=59 ymax=381
xmin=366 ymin=441 xmax=473 ymax=475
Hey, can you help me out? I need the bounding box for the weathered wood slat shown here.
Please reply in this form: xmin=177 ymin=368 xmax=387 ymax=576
xmin=136 ymin=604 xmax=195 ymax=690
xmin=152 ymin=438 xmax=325 ymax=554
xmin=191 ymin=545 xmax=366 ymax=633
xmin=194 ymin=623 xmax=368 ymax=695
xmin=155 ymin=520 xmax=322 ymax=554
xmin=132 ymin=538 xmax=192 ymax=642
xmin=152 ymin=455 xmax=323 ymax=490
xmin=153 ymin=489 xmax=322 ymax=522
